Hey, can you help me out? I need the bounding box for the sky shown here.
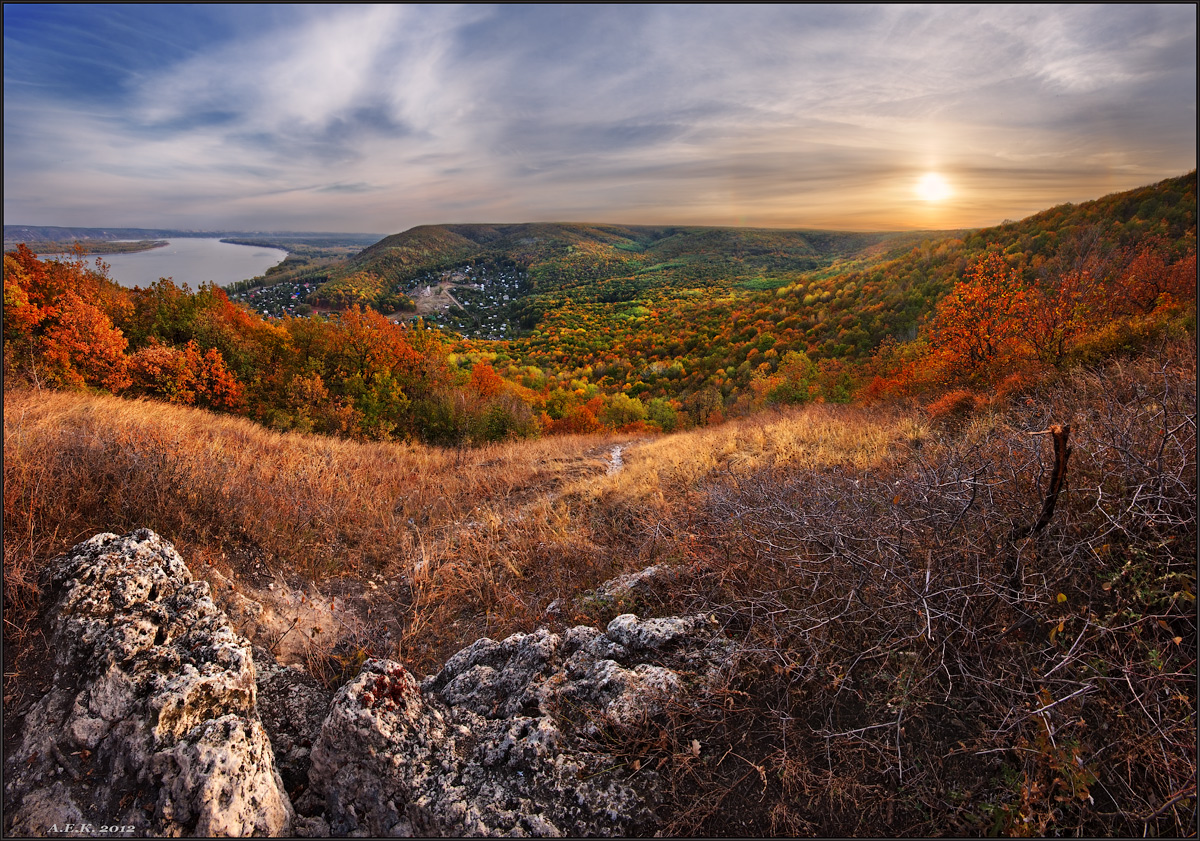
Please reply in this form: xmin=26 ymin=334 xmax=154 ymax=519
xmin=3 ymin=4 xmax=1196 ymax=234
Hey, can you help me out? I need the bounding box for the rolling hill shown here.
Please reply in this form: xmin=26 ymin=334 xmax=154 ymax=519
xmin=287 ymin=175 xmax=1194 ymax=410
xmin=3 ymin=171 xmax=1195 ymax=837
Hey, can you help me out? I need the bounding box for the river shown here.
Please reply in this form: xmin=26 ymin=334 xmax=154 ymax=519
xmin=43 ymin=238 xmax=287 ymax=289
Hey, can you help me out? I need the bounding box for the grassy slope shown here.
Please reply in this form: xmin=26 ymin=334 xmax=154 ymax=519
xmin=4 ymin=332 xmax=1194 ymax=835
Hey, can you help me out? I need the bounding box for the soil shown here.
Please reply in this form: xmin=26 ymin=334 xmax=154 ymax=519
xmin=410 ymin=279 xmax=466 ymax=318
xmin=2 ymin=614 xmax=57 ymax=774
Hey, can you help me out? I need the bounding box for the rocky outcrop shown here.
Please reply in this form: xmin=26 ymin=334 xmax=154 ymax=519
xmin=302 ymin=612 xmax=730 ymax=837
xmin=3 ymin=530 xmax=293 ymax=837
xmin=586 ymin=564 xmax=676 ymax=607
xmin=5 ymin=531 xmax=734 ymax=837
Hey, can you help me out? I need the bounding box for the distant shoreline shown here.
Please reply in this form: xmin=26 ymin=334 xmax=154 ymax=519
xmin=17 ymin=238 xmax=291 ymax=289
xmin=9 ymin=239 xmax=170 ymax=256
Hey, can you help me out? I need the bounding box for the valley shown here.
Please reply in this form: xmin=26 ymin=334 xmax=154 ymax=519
xmin=214 ymin=173 xmax=1198 ymax=426
xmin=3 ymin=172 xmax=1196 ymax=837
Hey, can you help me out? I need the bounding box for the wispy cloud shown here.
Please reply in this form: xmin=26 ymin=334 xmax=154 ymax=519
xmin=3 ymin=5 xmax=1194 ymax=232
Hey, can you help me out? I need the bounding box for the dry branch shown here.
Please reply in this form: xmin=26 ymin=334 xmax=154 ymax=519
xmin=1010 ymin=423 xmax=1073 ymax=541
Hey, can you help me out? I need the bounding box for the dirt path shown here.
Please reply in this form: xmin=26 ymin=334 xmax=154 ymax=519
xmin=207 ymin=436 xmax=643 ymax=674
xmin=607 ymin=445 xmax=625 ymax=475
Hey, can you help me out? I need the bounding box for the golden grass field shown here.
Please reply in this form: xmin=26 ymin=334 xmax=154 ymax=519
xmin=3 ymin=385 xmax=917 ymax=669
xmin=4 ymin=340 xmax=1195 ymax=835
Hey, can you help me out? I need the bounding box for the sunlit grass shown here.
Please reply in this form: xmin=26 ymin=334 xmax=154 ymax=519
xmin=2 ymin=335 xmax=1194 ymax=837
xmin=575 ymin=402 xmax=925 ymax=516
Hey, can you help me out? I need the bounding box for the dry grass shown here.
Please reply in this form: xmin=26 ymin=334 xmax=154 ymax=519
xmin=3 ymin=339 xmax=1194 ymax=836
xmin=2 ymin=388 xmax=918 ymax=673
xmin=3 ymin=389 xmax=608 ymax=558
xmin=640 ymin=338 xmax=1197 ymax=836
xmin=568 ymin=402 xmax=924 ymax=557
xmin=612 ymin=401 xmax=921 ymax=490
xmin=2 ymin=388 xmax=632 ymax=668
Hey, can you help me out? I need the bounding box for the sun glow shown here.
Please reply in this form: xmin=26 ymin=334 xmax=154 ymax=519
xmin=915 ymin=172 xmax=953 ymax=202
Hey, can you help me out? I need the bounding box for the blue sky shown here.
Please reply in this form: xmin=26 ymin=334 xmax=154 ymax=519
xmin=4 ymin=4 xmax=1195 ymax=233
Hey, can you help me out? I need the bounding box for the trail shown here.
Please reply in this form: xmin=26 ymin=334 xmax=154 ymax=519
xmin=209 ymin=437 xmax=640 ymax=669
xmin=606 ymin=445 xmax=625 ymax=475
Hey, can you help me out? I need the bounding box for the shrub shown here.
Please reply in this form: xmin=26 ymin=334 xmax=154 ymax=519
xmin=924 ymin=388 xmax=983 ymax=425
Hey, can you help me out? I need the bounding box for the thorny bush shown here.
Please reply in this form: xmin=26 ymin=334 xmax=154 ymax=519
xmin=673 ymin=342 xmax=1195 ymax=836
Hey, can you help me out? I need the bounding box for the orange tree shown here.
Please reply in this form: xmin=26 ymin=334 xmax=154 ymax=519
xmin=3 ymin=247 xmax=130 ymax=391
xmin=126 ymin=339 xmax=244 ymax=410
xmin=1023 ymin=268 xmax=1098 ymax=367
xmin=39 ymin=291 xmax=131 ymax=392
xmin=1116 ymin=237 xmax=1197 ymax=314
xmin=930 ymin=251 xmax=1029 ymax=385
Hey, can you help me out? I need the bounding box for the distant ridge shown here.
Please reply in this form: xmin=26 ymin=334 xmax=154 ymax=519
xmin=4 ymin=226 xmax=383 ymax=247
xmin=344 ymin=221 xmax=951 ymax=289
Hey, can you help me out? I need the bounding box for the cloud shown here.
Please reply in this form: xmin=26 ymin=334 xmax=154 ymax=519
xmin=3 ymin=5 xmax=1195 ymax=232
xmin=313 ymin=182 xmax=378 ymax=194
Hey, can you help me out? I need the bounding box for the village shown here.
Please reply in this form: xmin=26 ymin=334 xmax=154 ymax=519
xmin=227 ymin=262 xmax=530 ymax=338
xmin=230 ymin=280 xmax=319 ymax=318
xmin=403 ymin=262 xmax=530 ymax=339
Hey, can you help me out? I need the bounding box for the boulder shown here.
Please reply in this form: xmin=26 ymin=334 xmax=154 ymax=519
xmin=6 ymin=535 xmax=733 ymax=838
xmin=2 ymin=530 xmax=293 ymax=837
xmin=306 ymin=613 xmax=732 ymax=837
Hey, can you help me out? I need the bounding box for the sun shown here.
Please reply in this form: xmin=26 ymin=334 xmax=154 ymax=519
xmin=915 ymin=172 xmax=952 ymax=202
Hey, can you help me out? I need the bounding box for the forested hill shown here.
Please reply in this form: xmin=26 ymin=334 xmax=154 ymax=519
xmin=340 ymin=221 xmax=944 ymax=297
xmin=391 ymin=173 xmax=1193 ymax=415
xmin=310 ymin=175 xmax=1193 ymax=356
xmin=5 ymin=172 xmax=1194 ymax=444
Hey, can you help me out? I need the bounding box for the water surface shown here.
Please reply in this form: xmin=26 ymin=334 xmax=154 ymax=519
xmin=46 ymin=238 xmax=287 ymax=289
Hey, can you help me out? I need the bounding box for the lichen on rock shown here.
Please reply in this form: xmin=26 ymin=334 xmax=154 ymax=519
xmin=306 ymin=611 xmax=732 ymax=837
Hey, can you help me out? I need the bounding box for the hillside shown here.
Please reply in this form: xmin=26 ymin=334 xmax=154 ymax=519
xmin=306 ymin=220 xmax=941 ymax=327
xmin=269 ymin=173 xmax=1194 ymax=422
xmin=503 ymin=173 xmax=1195 ymax=401
xmin=4 ymin=335 xmax=1194 ymax=836
xmin=6 ymin=173 xmax=1195 ymax=446
xmin=3 ymin=173 xmax=1195 ymax=834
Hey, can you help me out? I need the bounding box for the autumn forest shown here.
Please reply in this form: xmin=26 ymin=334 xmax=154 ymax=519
xmin=4 ymin=174 xmax=1195 ymax=444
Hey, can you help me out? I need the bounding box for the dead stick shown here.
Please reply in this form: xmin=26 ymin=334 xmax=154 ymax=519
xmin=1010 ymin=424 xmax=1073 ymax=541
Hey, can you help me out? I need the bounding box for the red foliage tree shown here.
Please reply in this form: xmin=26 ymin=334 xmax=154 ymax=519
xmin=468 ymin=362 xmax=504 ymax=399
xmin=1117 ymin=240 xmax=1197 ymax=314
xmin=1023 ymin=269 xmax=1098 ymax=366
xmin=40 ymin=291 xmax=131 ymax=391
xmin=127 ymin=340 xmax=243 ymax=410
xmin=328 ymin=306 xmax=425 ymax=388
xmin=931 ymin=252 xmax=1029 ymax=384
xmin=3 ymin=251 xmax=49 ymax=345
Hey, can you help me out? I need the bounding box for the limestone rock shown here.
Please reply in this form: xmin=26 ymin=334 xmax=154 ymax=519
xmin=7 ymin=537 xmax=735 ymax=838
xmin=589 ymin=564 xmax=675 ymax=606
xmin=308 ymin=613 xmax=732 ymax=837
xmin=3 ymin=530 xmax=293 ymax=837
